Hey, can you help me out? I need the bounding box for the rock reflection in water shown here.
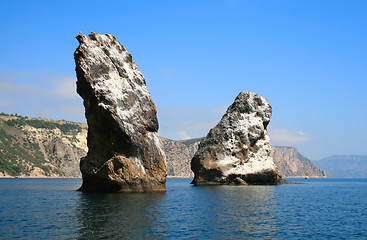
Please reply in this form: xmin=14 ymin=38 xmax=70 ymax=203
xmin=74 ymin=179 xmax=281 ymax=239
xmin=75 ymin=192 xmax=166 ymax=239
xmin=155 ymin=181 xmax=280 ymax=239
xmin=202 ymin=185 xmax=280 ymax=238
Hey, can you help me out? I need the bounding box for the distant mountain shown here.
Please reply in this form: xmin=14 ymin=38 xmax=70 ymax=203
xmin=315 ymin=155 xmax=367 ymax=178
xmin=0 ymin=114 xmax=326 ymax=178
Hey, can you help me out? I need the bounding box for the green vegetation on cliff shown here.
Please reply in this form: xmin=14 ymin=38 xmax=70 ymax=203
xmin=4 ymin=117 xmax=81 ymax=134
xmin=0 ymin=121 xmax=56 ymax=176
xmin=0 ymin=114 xmax=87 ymax=177
xmin=179 ymin=138 xmax=204 ymax=147
xmin=0 ymin=124 xmax=25 ymax=175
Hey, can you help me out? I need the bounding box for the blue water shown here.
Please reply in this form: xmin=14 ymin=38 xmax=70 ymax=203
xmin=0 ymin=178 xmax=366 ymax=239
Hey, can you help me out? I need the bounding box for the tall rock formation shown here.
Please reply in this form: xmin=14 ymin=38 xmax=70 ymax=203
xmin=74 ymin=32 xmax=166 ymax=192
xmin=191 ymin=91 xmax=283 ymax=185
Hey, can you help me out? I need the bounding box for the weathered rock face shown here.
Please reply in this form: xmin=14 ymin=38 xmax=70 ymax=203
xmin=161 ymin=138 xmax=200 ymax=177
xmin=271 ymin=146 xmax=327 ymax=178
xmin=191 ymin=91 xmax=283 ymax=185
xmin=74 ymin=32 xmax=167 ymax=192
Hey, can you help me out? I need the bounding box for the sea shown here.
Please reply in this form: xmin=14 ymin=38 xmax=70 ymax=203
xmin=0 ymin=178 xmax=366 ymax=239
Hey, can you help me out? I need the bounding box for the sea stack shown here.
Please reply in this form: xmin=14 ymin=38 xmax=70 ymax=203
xmin=191 ymin=91 xmax=284 ymax=185
xmin=74 ymin=32 xmax=167 ymax=192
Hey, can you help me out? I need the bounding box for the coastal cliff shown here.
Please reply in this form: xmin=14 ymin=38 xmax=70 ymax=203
xmin=271 ymin=146 xmax=326 ymax=178
xmin=0 ymin=114 xmax=326 ymax=178
xmin=0 ymin=114 xmax=87 ymax=177
xmin=161 ymin=138 xmax=201 ymax=178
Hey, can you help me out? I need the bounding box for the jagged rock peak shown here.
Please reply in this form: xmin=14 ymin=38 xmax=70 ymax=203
xmin=74 ymin=32 xmax=167 ymax=192
xmin=191 ymin=91 xmax=284 ymax=185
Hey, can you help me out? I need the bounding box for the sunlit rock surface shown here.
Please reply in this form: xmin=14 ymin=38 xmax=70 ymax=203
xmin=191 ymin=91 xmax=284 ymax=185
xmin=74 ymin=32 xmax=167 ymax=192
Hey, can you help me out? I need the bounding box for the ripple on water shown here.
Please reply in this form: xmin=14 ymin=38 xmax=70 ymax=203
xmin=0 ymin=178 xmax=366 ymax=239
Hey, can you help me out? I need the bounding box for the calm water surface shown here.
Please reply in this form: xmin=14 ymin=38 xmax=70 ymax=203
xmin=0 ymin=178 xmax=366 ymax=239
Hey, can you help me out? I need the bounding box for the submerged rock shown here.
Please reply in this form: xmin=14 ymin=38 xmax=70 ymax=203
xmin=74 ymin=32 xmax=167 ymax=192
xmin=191 ymin=91 xmax=284 ymax=185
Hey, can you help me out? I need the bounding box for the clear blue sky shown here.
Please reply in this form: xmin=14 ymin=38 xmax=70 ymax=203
xmin=0 ymin=0 xmax=366 ymax=160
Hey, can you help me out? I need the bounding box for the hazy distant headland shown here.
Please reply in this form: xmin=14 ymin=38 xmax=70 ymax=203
xmin=315 ymin=155 xmax=367 ymax=178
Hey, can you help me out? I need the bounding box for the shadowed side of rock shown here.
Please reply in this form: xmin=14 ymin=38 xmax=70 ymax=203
xmin=191 ymin=91 xmax=284 ymax=185
xmin=74 ymin=32 xmax=166 ymax=192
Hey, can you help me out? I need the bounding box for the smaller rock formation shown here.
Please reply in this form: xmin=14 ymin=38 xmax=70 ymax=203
xmin=191 ymin=91 xmax=284 ymax=185
xmin=74 ymin=32 xmax=167 ymax=192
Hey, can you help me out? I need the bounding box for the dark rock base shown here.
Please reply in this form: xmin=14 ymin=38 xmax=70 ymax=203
xmin=77 ymin=180 xmax=166 ymax=193
xmin=191 ymin=170 xmax=285 ymax=186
